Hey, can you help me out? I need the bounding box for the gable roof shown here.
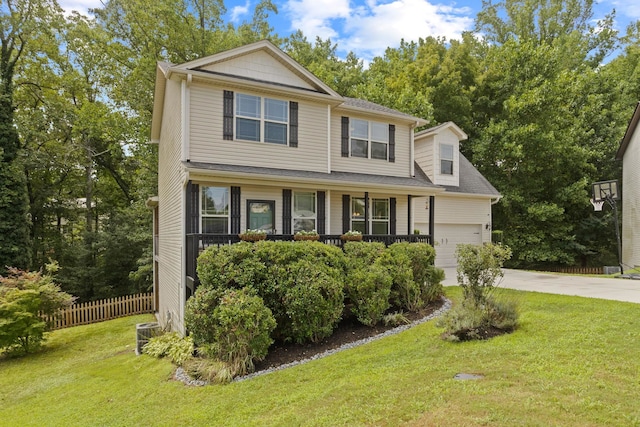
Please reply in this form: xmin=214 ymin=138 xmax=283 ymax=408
xmin=339 ymin=98 xmax=428 ymax=126
xmin=168 ymin=40 xmax=341 ymax=98
xmin=414 ymin=121 xmax=468 ymax=141
xmin=440 ymin=154 xmax=500 ymax=196
xmin=616 ymin=101 xmax=640 ymax=160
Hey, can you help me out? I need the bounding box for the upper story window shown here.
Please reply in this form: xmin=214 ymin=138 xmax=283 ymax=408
xmin=201 ymin=186 xmax=229 ymax=233
xmin=293 ymin=191 xmax=316 ymax=232
xmin=440 ymin=143 xmax=454 ymax=175
xmin=236 ymin=94 xmax=288 ymax=145
xmin=350 ymin=197 xmax=389 ymax=234
xmin=341 ymin=117 xmax=395 ymax=162
xmin=350 ymin=119 xmax=389 ymax=160
xmin=224 ymin=90 xmax=298 ymax=147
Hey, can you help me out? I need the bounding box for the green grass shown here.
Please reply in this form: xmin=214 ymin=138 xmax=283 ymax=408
xmin=1 ymin=288 xmax=639 ymax=426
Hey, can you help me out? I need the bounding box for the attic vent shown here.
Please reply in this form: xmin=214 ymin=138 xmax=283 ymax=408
xmin=136 ymin=322 xmax=161 ymax=355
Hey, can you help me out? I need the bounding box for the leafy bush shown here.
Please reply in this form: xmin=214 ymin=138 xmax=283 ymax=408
xmin=274 ymin=259 xmax=344 ymax=343
xmin=0 ymin=267 xmax=74 ymax=354
xmin=343 ymin=241 xmax=386 ymax=270
xmin=196 ymin=242 xmax=266 ymax=291
xmin=439 ymin=243 xmax=517 ymax=341
xmin=345 ymin=264 xmax=392 ymax=326
xmin=437 ymin=297 xmax=519 ymax=342
xmin=185 ymin=287 xmax=276 ymax=376
xmin=143 ymin=332 xmax=194 ymax=365
xmin=384 ymin=243 xmax=442 ymax=310
xmin=455 ymin=243 xmax=512 ymax=305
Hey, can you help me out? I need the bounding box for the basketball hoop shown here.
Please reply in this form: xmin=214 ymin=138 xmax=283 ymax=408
xmin=590 ymin=198 xmax=604 ymax=212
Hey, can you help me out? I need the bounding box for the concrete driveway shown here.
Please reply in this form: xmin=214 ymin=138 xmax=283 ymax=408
xmin=442 ymin=267 xmax=640 ymax=304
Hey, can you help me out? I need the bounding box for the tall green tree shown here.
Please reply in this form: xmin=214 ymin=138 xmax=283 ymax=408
xmin=0 ymin=0 xmax=58 ymax=272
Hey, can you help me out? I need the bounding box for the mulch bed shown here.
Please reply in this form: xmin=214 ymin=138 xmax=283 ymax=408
xmin=254 ymin=299 xmax=445 ymax=371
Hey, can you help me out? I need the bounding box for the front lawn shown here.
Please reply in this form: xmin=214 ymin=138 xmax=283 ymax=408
xmin=1 ymin=287 xmax=639 ymax=426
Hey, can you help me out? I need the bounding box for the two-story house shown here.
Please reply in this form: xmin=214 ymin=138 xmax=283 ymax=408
xmin=616 ymin=102 xmax=640 ymax=271
xmin=149 ymin=40 xmax=500 ymax=333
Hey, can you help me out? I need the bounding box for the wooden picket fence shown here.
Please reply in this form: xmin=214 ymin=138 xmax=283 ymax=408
xmin=545 ymin=267 xmax=604 ymax=275
xmin=43 ymin=292 xmax=154 ymax=330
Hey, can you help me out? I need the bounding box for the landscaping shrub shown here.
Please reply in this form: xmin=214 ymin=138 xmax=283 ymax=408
xmin=0 ymin=266 xmax=74 ymax=355
xmin=343 ymin=241 xmax=386 ymax=270
xmin=143 ymin=332 xmax=194 ymax=365
xmin=437 ymin=297 xmax=519 ymax=342
xmin=439 ymin=242 xmax=517 ymax=341
xmin=384 ymin=243 xmax=443 ymax=310
xmin=345 ymin=264 xmax=392 ymax=326
xmin=196 ymin=242 xmax=266 ymax=291
xmin=274 ymin=259 xmax=344 ymax=343
xmin=185 ymin=287 xmax=276 ymax=376
xmin=455 ymin=243 xmax=512 ymax=305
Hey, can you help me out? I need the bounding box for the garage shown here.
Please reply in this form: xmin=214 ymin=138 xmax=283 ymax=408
xmin=431 ymin=224 xmax=483 ymax=267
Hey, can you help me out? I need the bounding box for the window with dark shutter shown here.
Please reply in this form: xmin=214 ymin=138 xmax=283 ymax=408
xmin=282 ymin=189 xmax=292 ymax=234
xmin=317 ymin=191 xmax=326 ymax=234
xmin=341 ymin=117 xmax=349 ymax=157
xmin=186 ymin=181 xmax=200 ymax=233
xmin=230 ymin=186 xmax=241 ymax=233
xmin=223 ymin=90 xmax=234 ymax=140
xmin=389 ymin=197 xmax=396 ymax=235
xmin=342 ymin=194 xmax=350 ymax=233
xmin=389 ymin=124 xmax=395 ymax=163
xmin=289 ymin=102 xmax=298 ymax=147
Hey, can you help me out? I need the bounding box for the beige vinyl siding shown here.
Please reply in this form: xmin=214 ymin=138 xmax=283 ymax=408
xmin=433 ymin=130 xmax=460 ymax=186
xmin=329 ymin=191 xmax=409 ymax=235
xmin=189 ymin=83 xmax=327 ymax=172
xmin=330 ymin=114 xmax=412 ymax=177
xmin=198 ymin=50 xmax=315 ymax=91
xmin=157 ymin=77 xmax=186 ymax=334
xmin=414 ymin=135 xmax=435 ymax=181
xmin=414 ymin=195 xmax=492 ymax=242
xmin=622 ymin=128 xmax=640 ymax=268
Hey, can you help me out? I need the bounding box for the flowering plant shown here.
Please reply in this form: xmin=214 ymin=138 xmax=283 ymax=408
xmin=340 ymin=230 xmax=363 ymax=241
xmin=239 ymin=229 xmax=267 ymax=241
xmin=294 ymin=229 xmax=318 ymax=236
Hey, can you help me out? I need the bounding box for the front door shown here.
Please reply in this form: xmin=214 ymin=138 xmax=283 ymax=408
xmin=247 ymin=200 xmax=276 ymax=234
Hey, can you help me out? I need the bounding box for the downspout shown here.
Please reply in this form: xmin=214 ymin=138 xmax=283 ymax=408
xmin=327 ymin=105 xmax=332 ymax=174
xmin=410 ymin=121 xmax=418 ymax=176
xmin=181 ymin=74 xmax=192 ymax=162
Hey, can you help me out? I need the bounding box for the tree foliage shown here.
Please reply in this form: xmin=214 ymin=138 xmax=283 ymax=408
xmin=0 ymin=266 xmax=74 ymax=354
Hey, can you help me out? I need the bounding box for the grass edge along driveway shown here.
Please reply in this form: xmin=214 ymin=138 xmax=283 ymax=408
xmin=1 ymin=287 xmax=639 ymax=427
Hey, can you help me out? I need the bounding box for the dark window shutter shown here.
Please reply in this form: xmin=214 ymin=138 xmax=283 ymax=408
xmin=223 ymin=90 xmax=234 ymax=140
xmin=317 ymin=191 xmax=326 ymax=234
xmin=282 ymin=189 xmax=292 ymax=234
xmin=231 ymin=186 xmax=241 ymax=233
xmin=389 ymin=197 xmax=396 ymax=235
xmin=389 ymin=124 xmax=395 ymax=163
xmin=289 ymin=102 xmax=298 ymax=147
xmin=364 ymin=192 xmax=369 ymax=235
xmin=342 ymin=194 xmax=350 ymax=233
xmin=186 ymin=181 xmax=200 ymax=233
xmin=341 ymin=116 xmax=349 ymax=157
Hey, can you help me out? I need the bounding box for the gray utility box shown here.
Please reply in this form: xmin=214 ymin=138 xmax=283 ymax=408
xmin=603 ymin=266 xmax=621 ymax=275
xmin=136 ymin=322 xmax=161 ymax=355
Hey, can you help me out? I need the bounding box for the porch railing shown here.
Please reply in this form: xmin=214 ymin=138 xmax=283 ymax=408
xmin=185 ymin=233 xmax=432 ymax=293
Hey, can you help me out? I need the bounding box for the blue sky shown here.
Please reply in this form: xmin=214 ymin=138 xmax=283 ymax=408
xmin=62 ymin=0 xmax=640 ymax=61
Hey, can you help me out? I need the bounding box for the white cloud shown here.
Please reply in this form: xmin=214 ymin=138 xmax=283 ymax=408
xmin=58 ymin=0 xmax=102 ymax=16
xmin=610 ymin=0 xmax=640 ymax=19
xmin=284 ymin=0 xmax=473 ymax=60
xmin=231 ymin=1 xmax=251 ymax=23
xmin=285 ymin=0 xmax=351 ymax=40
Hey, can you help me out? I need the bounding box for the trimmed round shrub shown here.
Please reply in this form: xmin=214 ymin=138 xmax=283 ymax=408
xmin=274 ymin=259 xmax=344 ymax=343
xmin=345 ymin=264 xmax=392 ymax=326
xmin=185 ymin=287 xmax=276 ymax=376
xmin=196 ymin=242 xmax=267 ymax=291
xmin=388 ymin=242 xmax=443 ymax=306
xmin=343 ymin=241 xmax=386 ymax=271
xmin=382 ymin=248 xmax=422 ymax=311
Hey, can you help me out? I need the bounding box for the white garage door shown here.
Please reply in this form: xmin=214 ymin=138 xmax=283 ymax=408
xmin=433 ymin=224 xmax=483 ymax=267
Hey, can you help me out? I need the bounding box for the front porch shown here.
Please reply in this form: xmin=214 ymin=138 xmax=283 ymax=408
xmin=185 ymin=233 xmax=432 ymax=299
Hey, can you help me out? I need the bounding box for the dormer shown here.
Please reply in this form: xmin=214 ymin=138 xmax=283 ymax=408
xmin=414 ymin=121 xmax=467 ymax=187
